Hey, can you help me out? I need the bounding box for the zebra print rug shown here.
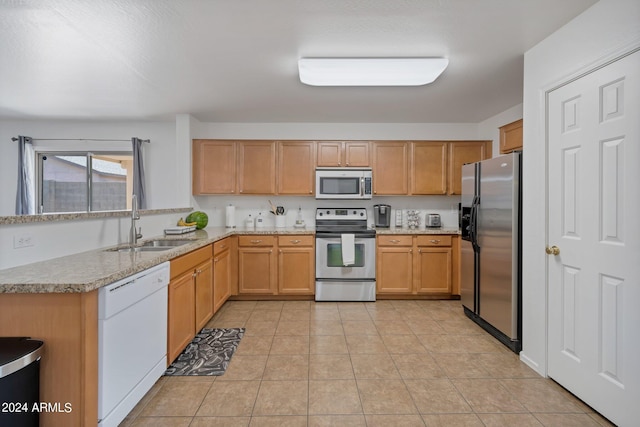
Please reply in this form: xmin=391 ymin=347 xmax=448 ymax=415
xmin=164 ymin=328 xmax=245 ymax=376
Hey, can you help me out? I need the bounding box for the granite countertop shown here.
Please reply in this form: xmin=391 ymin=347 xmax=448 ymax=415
xmin=374 ymin=227 xmax=461 ymax=235
xmin=0 ymin=225 xmax=458 ymax=294
xmin=0 ymin=226 xmax=314 ymax=294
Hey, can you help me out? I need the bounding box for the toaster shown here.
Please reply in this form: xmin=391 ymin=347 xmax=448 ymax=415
xmin=426 ymin=213 xmax=441 ymax=228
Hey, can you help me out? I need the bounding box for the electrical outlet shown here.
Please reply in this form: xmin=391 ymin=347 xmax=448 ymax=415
xmin=13 ymin=234 xmax=34 ymax=249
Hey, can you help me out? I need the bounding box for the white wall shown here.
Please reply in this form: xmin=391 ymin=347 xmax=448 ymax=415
xmin=0 ymin=119 xmax=183 ymax=215
xmin=521 ymin=0 xmax=640 ymax=375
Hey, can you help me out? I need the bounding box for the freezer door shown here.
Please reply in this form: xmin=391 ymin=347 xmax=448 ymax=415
xmin=477 ymin=153 xmax=520 ymax=339
xmin=460 ymin=239 xmax=476 ymax=312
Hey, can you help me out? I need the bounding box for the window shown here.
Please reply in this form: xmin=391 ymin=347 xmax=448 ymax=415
xmin=37 ymin=151 xmax=133 ymax=214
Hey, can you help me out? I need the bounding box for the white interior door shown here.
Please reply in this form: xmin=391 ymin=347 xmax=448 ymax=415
xmin=547 ymin=50 xmax=640 ymax=427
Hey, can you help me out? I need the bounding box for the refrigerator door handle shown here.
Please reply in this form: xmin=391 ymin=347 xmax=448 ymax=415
xmin=470 ymin=195 xmax=479 ymax=251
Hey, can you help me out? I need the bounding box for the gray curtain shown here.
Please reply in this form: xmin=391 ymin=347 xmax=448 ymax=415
xmin=132 ymin=137 xmax=147 ymax=209
xmin=15 ymin=135 xmax=35 ymax=215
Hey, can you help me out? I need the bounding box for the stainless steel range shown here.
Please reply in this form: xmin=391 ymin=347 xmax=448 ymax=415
xmin=315 ymin=208 xmax=376 ymax=301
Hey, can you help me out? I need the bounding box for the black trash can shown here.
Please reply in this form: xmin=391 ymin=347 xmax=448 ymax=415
xmin=0 ymin=337 xmax=44 ymax=427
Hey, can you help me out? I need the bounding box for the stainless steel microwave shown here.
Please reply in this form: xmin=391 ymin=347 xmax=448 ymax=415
xmin=315 ymin=168 xmax=373 ymax=200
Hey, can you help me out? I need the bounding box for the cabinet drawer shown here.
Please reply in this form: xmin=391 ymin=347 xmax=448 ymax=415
xmin=238 ymin=235 xmax=276 ymax=247
xmin=416 ymin=235 xmax=452 ymax=247
xmin=377 ymin=235 xmax=413 ymax=247
xmin=277 ymin=235 xmax=314 ymax=247
xmin=213 ymin=238 xmax=231 ymax=255
xmin=170 ymin=245 xmax=211 ymax=279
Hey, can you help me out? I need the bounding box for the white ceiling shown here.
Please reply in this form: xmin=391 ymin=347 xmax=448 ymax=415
xmin=0 ymin=0 xmax=597 ymax=123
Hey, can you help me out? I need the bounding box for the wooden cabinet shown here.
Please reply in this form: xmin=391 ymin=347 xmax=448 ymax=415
xmin=500 ymin=119 xmax=523 ymax=154
xmin=192 ymin=140 xmax=236 ymax=194
xmin=278 ymin=235 xmax=315 ymax=295
xmin=376 ymin=234 xmax=459 ymax=296
xmin=372 ymin=141 xmax=409 ymax=195
xmin=238 ymin=235 xmax=277 ymax=294
xmin=410 ymin=141 xmax=448 ymax=195
xmin=317 ymin=141 xmax=370 ymax=167
xmin=238 ymin=141 xmax=276 ymax=194
xmin=415 ymin=236 xmax=452 ymax=294
xmin=213 ymin=238 xmax=232 ymax=313
xmin=448 ymin=141 xmax=491 ymax=195
xmin=278 ymin=141 xmax=315 ymax=195
xmin=168 ymin=245 xmax=213 ymax=363
xmin=376 ymin=236 xmax=414 ymax=294
xmin=194 ymin=258 xmax=214 ymax=331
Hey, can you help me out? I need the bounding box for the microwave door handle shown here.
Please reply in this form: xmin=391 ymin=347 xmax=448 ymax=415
xmin=360 ymin=177 xmax=364 ymax=196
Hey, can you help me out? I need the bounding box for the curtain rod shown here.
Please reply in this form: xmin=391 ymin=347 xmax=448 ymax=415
xmin=11 ymin=137 xmax=150 ymax=143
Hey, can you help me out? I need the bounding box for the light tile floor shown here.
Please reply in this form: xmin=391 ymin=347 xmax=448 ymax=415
xmin=121 ymin=300 xmax=614 ymax=427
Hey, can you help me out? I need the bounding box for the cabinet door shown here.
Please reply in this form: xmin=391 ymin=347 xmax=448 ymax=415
xmin=500 ymin=119 xmax=523 ymax=154
xmin=278 ymin=246 xmax=314 ymax=295
xmin=192 ymin=140 xmax=236 ymax=194
xmin=278 ymin=141 xmax=315 ymax=195
xmin=238 ymin=141 xmax=276 ymax=194
xmin=376 ymin=246 xmax=413 ymax=293
xmin=213 ymin=247 xmax=231 ymax=313
xmin=372 ymin=141 xmax=409 ymax=195
xmin=448 ymin=141 xmax=491 ymax=195
xmin=194 ymin=258 xmax=213 ymax=332
xmin=238 ymin=247 xmax=277 ymax=294
xmin=344 ymin=141 xmax=370 ymax=167
xmin=415 ymin=247 xmax=452 ymax=294
xmin=316 ymin=141 xmax=343 ymax=167
xmin=168 ymin=271 xmax=195 ymax=363
xmin=410 ymin=142 xmax=448 ymax=195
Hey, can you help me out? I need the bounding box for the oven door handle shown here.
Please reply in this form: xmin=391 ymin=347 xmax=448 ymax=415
xmin=316 ymin=233 xmax=376 ymax=239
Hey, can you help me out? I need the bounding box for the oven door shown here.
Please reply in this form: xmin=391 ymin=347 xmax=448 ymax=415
xmin=315 ymin=234 xmax=376 ymax=280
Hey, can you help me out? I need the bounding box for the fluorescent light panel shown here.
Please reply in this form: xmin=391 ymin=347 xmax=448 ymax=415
xmin=298 ymin=57 xmax=449 ymax=86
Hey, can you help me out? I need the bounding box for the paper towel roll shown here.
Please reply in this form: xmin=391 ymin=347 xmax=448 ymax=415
xmin=225 ymin=204 xmax=236 ymax=228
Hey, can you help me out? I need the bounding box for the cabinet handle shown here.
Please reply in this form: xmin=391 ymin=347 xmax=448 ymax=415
xmin=250 ymin=239 xmax=262 ymax=244
xmin=389 ymin=239 xmax=400 ymax=244
xmin=346 ymin=162 xmax=350 ymax=166
xmin=220 ymin=244 xmax=226 ymax=249
xmin=338 ymin=162 xmax=341 ymax=166
xmin=418 ymin=249 xmax=422 ymax=253
xmin=270 ymin=249 xmax=273 ymax=253
xmin=214 ymin=257 xmax=219 ymax=262
xmin=430 ymin=239 xmax=440 ymax=244
xmin=239 ymin=189 xmax=243 ymax=193
xmin=192 ymin=272 xmax=197 ymax=278
xmin=291 ymin=239 xmax=301 ymax=244
xmin=279 ymin=249 xmax=282 ymax=253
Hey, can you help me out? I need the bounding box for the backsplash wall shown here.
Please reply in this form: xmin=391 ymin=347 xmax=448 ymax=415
xmin=194 ymin=195 xmax=461 ymax=229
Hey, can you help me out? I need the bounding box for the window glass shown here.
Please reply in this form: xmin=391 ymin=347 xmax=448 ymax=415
xmin=326 ymin=243 xmax=365 ymax=267
xmin=38 ymin=152 xmax=132 ymax=213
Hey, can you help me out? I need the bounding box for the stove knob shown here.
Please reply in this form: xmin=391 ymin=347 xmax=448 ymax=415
xmin=319 ymin=212 xmax=323 ymax=216
xmin=353 ymin=210 xmax=356 ymax=215
xmin=326 ymin=210 xmax=330 ymax=214
xmin=360 ymin=212 xmax=364 ymax=216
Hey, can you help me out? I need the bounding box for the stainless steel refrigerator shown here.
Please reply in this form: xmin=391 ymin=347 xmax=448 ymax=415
xmin=460 ymin=152 xmax=522 ymax=353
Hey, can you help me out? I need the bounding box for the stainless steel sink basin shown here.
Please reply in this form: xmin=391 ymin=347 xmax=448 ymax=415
xmin=107 ymin=239 xmax=195 ymax=253
xmin=111 ymin=246 xmax=173 ymax=253
xmin=141 ymin=239 xmax=196 ymax=247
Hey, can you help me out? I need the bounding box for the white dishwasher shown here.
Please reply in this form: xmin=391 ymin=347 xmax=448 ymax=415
xmin=98 ymin=261 xmax=169 ymax=427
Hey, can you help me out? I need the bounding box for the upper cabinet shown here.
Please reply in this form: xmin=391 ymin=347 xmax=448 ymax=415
xmin=278 ymin=141 xmax=315 ymax=195
xmin=499 ymin=119 xmax=523 ymax=154
xmin=410 ymin=141 xmax=448 ymax=195
xmin=448 ymin=141 xmax=492 ymax=195
xmin=193 ymin=139 xmax=490 ymax=196
xmin=238 ymin=141 xmax=276 ymax=194
xmin=317 ymin=141 xmax=370 ymax=167
xmin=193 ymin=140 xmax=236 ymax=194
xmin=372 ymin=141 xmax=409 ymax=195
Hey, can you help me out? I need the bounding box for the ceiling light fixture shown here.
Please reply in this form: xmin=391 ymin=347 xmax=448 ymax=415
xmin=298 ymin=57 xmax=449 ymax=87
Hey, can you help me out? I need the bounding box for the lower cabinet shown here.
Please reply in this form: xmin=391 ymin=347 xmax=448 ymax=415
xmin=238 ymin=234 xmax=315 ymax=295
xmin=213 ymin=238 xmax=232 ymax=312
xmin=377 ymin=234 xmax=459 ymax=296
xmin=238 ymin=236 xmax=277 ymax=294
xmin=278 ymin=235 xmax=315 ymax=295
xmin=168 ymin=245 xmax=213 ymax=364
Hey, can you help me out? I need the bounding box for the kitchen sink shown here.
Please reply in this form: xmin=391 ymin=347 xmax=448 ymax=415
xmin=107 ymin=239 xmax=196 ymax=253
xmin=141 ymin=239 xmax=196 ymax=247
xmin=110 ymin=246 xmax=172 ymax=253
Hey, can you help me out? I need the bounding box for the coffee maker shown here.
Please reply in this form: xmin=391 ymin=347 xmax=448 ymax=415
xmin=373 ymin=204 xmax=391 ymax=228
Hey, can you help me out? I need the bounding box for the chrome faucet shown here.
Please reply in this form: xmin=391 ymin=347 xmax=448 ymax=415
xmin=130 ymin=194 xmax=142 ymax=246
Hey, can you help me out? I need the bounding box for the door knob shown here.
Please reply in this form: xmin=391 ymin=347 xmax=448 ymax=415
xmin=545 ymin=246 xmax=560 ymax=256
